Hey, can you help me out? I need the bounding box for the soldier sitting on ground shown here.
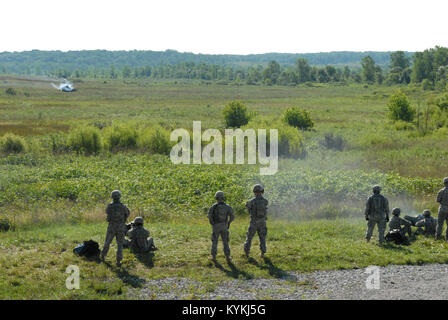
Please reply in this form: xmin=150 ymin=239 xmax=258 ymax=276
xmin=124 ymin=217 xmax=158 ymax=253
xmin=415 ymin=209 xmax=437 ymax=236
xmin=388 ymin=208 xmax=412 ymax=238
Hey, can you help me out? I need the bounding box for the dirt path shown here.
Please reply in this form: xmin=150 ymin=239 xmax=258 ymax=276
xmin=127 ymin=264 xmax=448 ymax=300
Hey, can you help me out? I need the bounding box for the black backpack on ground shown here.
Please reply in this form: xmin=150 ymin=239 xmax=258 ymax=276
xmin=73 ymin=240 xmax=100 ymax=258
xmin=385 ymin=229 xmax=408 ymax=245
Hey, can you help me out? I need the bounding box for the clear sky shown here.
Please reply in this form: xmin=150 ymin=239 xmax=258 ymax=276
xmin=1 ymin=0 xmax=447 ymax=54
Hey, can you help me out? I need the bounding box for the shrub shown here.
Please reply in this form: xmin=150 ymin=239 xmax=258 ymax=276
xmin=242 ymin=118 xmax=306 ymax=159
xmin=320 ymin=132 xmax=347 ymax=151
xmin=282 ymin=107 xmax=314 ymax=130
xmin=393 ymin=120 xmax=416 ymax=131
xmin=223 ymin=101 xmax=250 ymax=128
xmin=104 ymin=125 xmax=138 ymax=151
xmin=278 ymin=125 xmax=306 ymax=158
xmin=5 ymin=88 xmax=16 ymax=96
xmin=0 ymin=133 xmax=27 ymax=154
xmin=422 ymin=79 xmax=433 ymax=91
xmin=387 ymin=90 xmax=415 ymax=122
xmin=436 ymin=93 xmax=448 ymax=111
xmin=67 ymin=126 xmax=102 ymax=155
xmin=0 ymin=218 xmax=11 ymax=232
xmin=138 ymin=127 xmax=172 ymax=155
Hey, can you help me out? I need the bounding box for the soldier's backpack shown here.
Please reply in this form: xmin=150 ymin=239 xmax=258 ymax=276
xmin=372 ymin=195 xmax=385 ymax=215
xmin=213 ymin=203 xmax=228 ymax=223
xmin=385 ymin=229 xmax=408 ymax=245
xmin=254 ymin=198 xmax=267 ymax=219
xmin=73 ymin=240 xmax=100 ymax=258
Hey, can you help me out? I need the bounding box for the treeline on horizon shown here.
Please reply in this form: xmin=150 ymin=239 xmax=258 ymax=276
xmin=0 ymin=47 xmax=447 ymax=88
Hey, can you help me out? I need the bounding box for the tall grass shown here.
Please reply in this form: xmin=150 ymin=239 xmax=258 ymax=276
xmin=0 ymin=133 xmax=27 ymax=154
xmin=67 ymin=126 xmax=102 ymax=155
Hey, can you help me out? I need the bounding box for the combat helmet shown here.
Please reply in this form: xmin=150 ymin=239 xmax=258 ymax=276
xmin=133 ymin=216 xmax=144 ymax=225
xmin=372 ymin=185 xmax=382 ymax=193
xmin=215 ymin=191 xmax=225 ymax=200
xmin=392 ymin=208 xmax=401 ymax=216
xmin=444 ymin=177 xmax=448 ymax=185
xmin=253 ymin=184 xmax=264 ymax=193
xmin=111 ymin=190 xmax=122 ymax=199
xmin=423 ymin=209 xmax=431 ymax=217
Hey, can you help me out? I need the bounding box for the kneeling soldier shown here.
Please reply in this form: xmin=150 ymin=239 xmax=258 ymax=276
xmin=415 ymin=210 xmax=437 ymax=236
xmin=208 ymin=191 xmax=235 ymax=261
xmin=125 ymin=217 xmax=158 ymax=252
xmin=389 ymin=208 xmax=412 ymax=237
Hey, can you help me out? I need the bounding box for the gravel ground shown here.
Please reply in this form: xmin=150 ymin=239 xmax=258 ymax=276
xmin=126 ymin=264 xmax=448 ymax=300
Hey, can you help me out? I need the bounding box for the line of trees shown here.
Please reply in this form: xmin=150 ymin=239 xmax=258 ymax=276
xmin=0 ymin=47 xmax=447 ymax=89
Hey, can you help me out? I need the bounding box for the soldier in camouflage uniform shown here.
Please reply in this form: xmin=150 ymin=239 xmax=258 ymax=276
xmin=208 ymin=191 xmax=235 ymax=261
xmin=244 ymin=184 xmax=269 ymax=258
xmin=388 ymin=208 xmax=412 ymax=237
xmin=415 ymin=210 xmax=437 ymax=236
xmin=365 ymin=185 xmax=390 ymax=244
xmin=125 ymin=217 xmax=158 ymax=252
xmin=101 ymin=190 xmax=130 ymax=266
xmin=436 ymin=177 xmax=448 ymax=240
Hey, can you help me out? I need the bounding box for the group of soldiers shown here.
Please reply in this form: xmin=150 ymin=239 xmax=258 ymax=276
xmin=99 ymin=177 xmax=448 ymax=266
xmin=100 ymin=190 xmax=157 ymax=266
xmin=365 ymin=177 xmax=448 ymax=244
xmin=208 ymin=184 xmax=268 ymax=262
xmin=100 ymin=184 xmax=268 ymax=266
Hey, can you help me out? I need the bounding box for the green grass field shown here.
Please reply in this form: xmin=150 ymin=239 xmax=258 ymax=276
xmin=2 ymin=218 xmax=448 ymax=299
xmin=1 ymin=77 xmax=448 ymax=299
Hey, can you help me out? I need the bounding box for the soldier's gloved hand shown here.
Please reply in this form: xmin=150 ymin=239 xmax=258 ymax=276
xmin=365 ymin=216 xmax=369 ymax=221
xmin=385 ymin=217 xmax=389 ymax=223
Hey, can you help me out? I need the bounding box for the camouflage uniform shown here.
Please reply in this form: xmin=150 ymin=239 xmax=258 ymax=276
xmin=389 ymin=208 xmax=412 ymax=237
xmin=208 ymin=191 xmax=235 ymax=259
xmin=415 ymin=213 xmax=437 ymax=236
xmin=436 ymin=179 xmax=448 ymax=239
xmin=244 ymin=185 xmax=269 ymax=256
xmin=365 ymin=186 xmax=390 ymax=244
xmin=125 ymin=217 xmax=156 ymax=252
xmin=101 ymin=190 xmax=130 ymax=265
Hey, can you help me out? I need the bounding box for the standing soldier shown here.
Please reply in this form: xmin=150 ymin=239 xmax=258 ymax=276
xmin=415 ymin=210 xmax=437 ymax=236
xmin=435 ymin=177 xmax=448 ymax=240
xmin=101 ymin=190 xmax=130 ymax=267
xmin=244 ymin=184 xmax=269 ymax=258
xmin=365 ymin=185 xmax=390 ymax=244
xmin=208 ymin=191 xmax=235 ymax=262
xmin=389 ymin=208 xmax=412 ymax=237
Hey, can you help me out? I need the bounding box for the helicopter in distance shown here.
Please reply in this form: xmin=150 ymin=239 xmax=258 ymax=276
xmin=51 ymin=79 xmax=76 ymax=92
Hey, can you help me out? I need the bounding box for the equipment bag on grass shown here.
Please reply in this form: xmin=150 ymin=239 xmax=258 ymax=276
xmin=385 ymin=229 xmax=408 ymax=245
xmin=73 ymin=240 xmax=100 ymax=257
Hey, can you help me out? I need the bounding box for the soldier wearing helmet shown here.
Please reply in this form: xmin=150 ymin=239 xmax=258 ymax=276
xmin=435 ymin=177 xmax=448 ymax=240
xmin=125 ymin=216 xmax=158 ymax=252
xmin=244 ymin=184 xmax=269 ymax=258
xmin=101 ymin=190 xmax=130 ymax=266
xmin=364 ymin=185 xmax=390 ymax=244
xmin=416 ymin=209 xmax=437 ymax=236
xmin=208 ymin=191 xmax=235 ymax=261
xmin=388 ymin=208 xmax=412 ymax=238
